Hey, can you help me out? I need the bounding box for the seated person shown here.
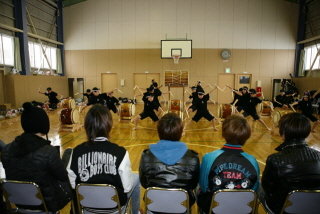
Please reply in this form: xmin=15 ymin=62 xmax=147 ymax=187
xmin=66 ymin=104 xmax=140 ymax=214
xmin=39 ymin=87 xmax=60 ymax=109
xmin=139 ymin=113 xmax=200 ymax=206
xmin=198 ymin=115 xmax=260 ymax=214
xmin=1 ymin=102 xmax=71 ymax=212
xmin=261 ymin=113 xmax=320 ymax=213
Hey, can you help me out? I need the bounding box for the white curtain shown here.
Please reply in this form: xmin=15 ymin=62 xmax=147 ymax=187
xmin=14 ymin=37 xmax=22 ymax=72
xmin=56 ymin=48 xmax=63 ymax=74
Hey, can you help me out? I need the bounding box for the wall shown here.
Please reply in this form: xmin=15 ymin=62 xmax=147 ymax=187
xmin=64 ymin=0 xmax=299 ymax=100
xmin=293 ymin=77 xmax=320 ymax=96
xmin=5 ymin=75 xmax=68 ymax=108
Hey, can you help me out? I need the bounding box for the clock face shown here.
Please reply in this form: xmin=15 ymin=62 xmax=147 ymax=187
xmin=221 ymin=49 xmax=231 ymax=60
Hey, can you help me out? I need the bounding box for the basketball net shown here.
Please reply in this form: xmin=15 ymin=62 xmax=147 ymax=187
xmin=172 ymin=55 xmax=180 ymax=64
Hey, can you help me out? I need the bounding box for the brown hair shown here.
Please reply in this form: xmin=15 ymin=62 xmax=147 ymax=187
xmin=222 ymin=115 xmax=251 ymax=145
xmin=84 ymin=104 xmax=113 ymax=141
xmin=157 ymin=113 xmax=184 ymax=141
xmin=279 ymin=113 xmax=311 ymax=141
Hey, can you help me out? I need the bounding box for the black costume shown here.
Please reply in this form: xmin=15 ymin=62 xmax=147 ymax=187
xmin=273 ymin=94 xmax=287 ymax=107
xmin=236 ymin=92 xmax=250 ymax=112
xmin=45 ymin=91 xmax=59 ymax=109
xmin=192 ymin=94 xmax=214 ymax=122
xmin=243 ymin=96 xmax=262 ymax=120
xmin=139 ymin=95 xmax=159 ymax=121
xmin=188 ymin=92 xmax=199 ymax=112
xmin=88 ymin=94 xmax=105 ymax=106
xmin=298 ymin=99 xmax=318 ymax=122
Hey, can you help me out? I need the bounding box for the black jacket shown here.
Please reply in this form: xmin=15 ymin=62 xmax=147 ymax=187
xmin=262 ymin=139 xmax=320 ymax=213
xmin=139 ymin=149 xmax=200 ymax=204
xmin=1 ymin=133 xmax=71 ymax=212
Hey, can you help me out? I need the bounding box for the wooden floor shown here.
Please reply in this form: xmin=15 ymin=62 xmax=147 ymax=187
xmin=1 ymin=103 xmax=319 ymax=214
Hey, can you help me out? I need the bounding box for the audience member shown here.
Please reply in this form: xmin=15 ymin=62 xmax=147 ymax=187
xmin=66 ymin=104 xmax=140 ymax=214
xmin=1 ymin=102 xmax=71 ymax=212
xmin=139 ymin=113 xmax=200 ymax=206
xmin=261 ymin=113 xmax=320 ymax=213
xmin=198 ymin=115 xmax=260 ymax=214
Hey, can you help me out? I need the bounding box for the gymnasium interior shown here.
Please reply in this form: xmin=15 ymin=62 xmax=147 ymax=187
xmin=0 ymin=0 xmax=320 ymax=213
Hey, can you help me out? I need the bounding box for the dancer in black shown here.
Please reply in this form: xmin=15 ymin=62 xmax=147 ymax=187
xmin=291 ymin=89 xmax=320 ymax=132
xmin=273 ymin=90 xmax=288 ymax=108
xmin=132 ymin=94 xmax=159 ymax=129
xmin=243 ymin=89 xmax=271 ymax=130
xmin=38 ymin=87 xmax=59 ymax=109
xmin=87 ymin=87 xmax=105 ymax=105
xmin=83 ymin=89 xmax=92 ymax=102
xmin=105 ymin=91 xmax=120 ymax=114
xmin=187 ymin=86 xmax=199 ymax=112
xmin=191 ymin=91 xmax=217 ymax=130
xmin=227 ymin=86 xmax=250 ymax=112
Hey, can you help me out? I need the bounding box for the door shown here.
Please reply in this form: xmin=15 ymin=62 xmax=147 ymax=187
xmin=218 ymin=74 xmax=235 ymax=104
xmin=101 ymin=73 xmax=118 ymax=93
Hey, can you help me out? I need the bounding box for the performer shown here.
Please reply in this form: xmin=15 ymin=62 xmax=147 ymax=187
xmin=38 ymin=87 xmax=59 ymax=109
xmin=87 ymin=87 xmax=105 ymax=105
xmin=243 ymin=89 xmax=271 ymax=130
xmin=187 ymin=86 xmax=199 ymax=112
xmin=132 ymin=94 xmax=160 ymax=129
xmin=105 ymin=90 xmax=120 ymax=114
xmin=291 ymin=89 xmax=320 ymax=132
xmin=273 ymin=90 xmax=288 ymax=108
xmin=83 ymin=89 xmax=92 ymax=102
xmin=231 ymin=88 xmax=243 ymax=106
xmin=227 ymin=86 xmax=250 ymax=112
xmin=190 ymin=90 xmax=217 ymax=130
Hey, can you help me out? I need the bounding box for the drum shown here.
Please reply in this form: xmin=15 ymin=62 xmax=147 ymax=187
xmin=219 ymin=104 xmax=233 ymax=119
xmin=272 ymin=109 xmax=292 ymax=127
xmin=120 ymin=103 xmax=135 ymax=120
xmin=261 ymin=101 xmax=273 ymax=116
xmin=61 ymin=98 xmax=76 ymax=109
xmin=0 ymin=105 xmax=7 ymax=116
xmin=170 ymin=100 xmax=181 ymax=112
xmin=60 ymin=108 xmax=80 ymax=125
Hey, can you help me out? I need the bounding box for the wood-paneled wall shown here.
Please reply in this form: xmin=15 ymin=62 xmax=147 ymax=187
xmin=65 ymin=48 xmax=295 ymax=100
xmin=293 ymin=77 xmax=320 ymax=95
xmin=4 ymin=75 xmax=69 ymax=108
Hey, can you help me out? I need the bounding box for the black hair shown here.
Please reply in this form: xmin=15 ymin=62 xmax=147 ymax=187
xmin=279 ymin=113 xmax=311 ymax=141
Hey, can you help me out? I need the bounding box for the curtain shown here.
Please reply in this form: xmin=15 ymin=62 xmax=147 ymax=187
xmin=14 ymin=37 xmax=22 ymax=72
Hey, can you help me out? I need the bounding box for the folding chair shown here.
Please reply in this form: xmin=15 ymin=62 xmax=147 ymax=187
xmin=280 ymin=190 xmax=320 ymax=214
xmin=76 ymin=183 xmax=131 ymax=214
xmin=144 ymin=187 xmax=190 ymax=214
xmin=209 ymin=189 xmax=257 ymax=214
xmin=1 ymin=179 xmax=53 ymax=214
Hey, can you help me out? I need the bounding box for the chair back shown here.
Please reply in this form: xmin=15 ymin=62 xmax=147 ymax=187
xmin=281 ymin=190 xmax=320 ymax=214
xmin=144 ymin=187 xmax=189 ymax=214
xmin=210 ymin=189 xmax=256 ymax=214
xmin=76 ymin=183 xmax=122 ymax=213
xmin=1 ymin=179 xmax=49 ymax=213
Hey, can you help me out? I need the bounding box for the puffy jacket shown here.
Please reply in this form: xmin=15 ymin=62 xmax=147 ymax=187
xmin=139 ymin=141 xmax=199 ymax=204
xmin=262 ymin=139 xmax=320 ymax=213
xmin=1 ymin=133 xmax=71 ymax=212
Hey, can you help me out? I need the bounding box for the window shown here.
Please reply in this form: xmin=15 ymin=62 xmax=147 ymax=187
xmin=0 ymin=33 xmax=14 ymax=66
xmin=304 ymin=44 xmax=320 ymax=70
xmin=28 ymin=41 xmax=58 ymax=70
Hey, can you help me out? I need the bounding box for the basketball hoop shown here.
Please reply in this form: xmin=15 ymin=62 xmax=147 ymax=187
xmin=172 ymin=54 xmax=180 ymax=64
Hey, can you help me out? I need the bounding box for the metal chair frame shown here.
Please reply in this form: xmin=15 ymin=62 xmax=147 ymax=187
xmin=280 ymin=189 xmax=320 ymax=214
xmin=144 ymin=187 xmax=190 ymax=214
xmin=76 ymin=183 xmax=131 ymax=214
xmin=209 ymin=189 xmax=257 ymax=214
xmin=1 ymin=179 xmax=51 ymax=213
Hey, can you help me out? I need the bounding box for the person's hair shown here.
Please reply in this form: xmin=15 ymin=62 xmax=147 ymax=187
xmin=86 ymin=89 xmax=91 ymax=93
xmin=279 ymin=113 xmax=311 ymax=141
xmin=222 ymin=115 xmax=251 ymax=145
xmin=47 ymin=87 xmax=52 ymax=91
xmin=84 ymin=104 xmax=113 ymax=141
xmin=157 ymin=113 xmax=184 ymax=141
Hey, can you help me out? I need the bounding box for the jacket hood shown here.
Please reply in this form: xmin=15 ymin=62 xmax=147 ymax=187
xmin=275 ymin=138 xmax=307 ymax=151
xmin=8 ymin=133 xmax=51 ymax=157
xmin=150 ymin=140 xmax=187 ymax=165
